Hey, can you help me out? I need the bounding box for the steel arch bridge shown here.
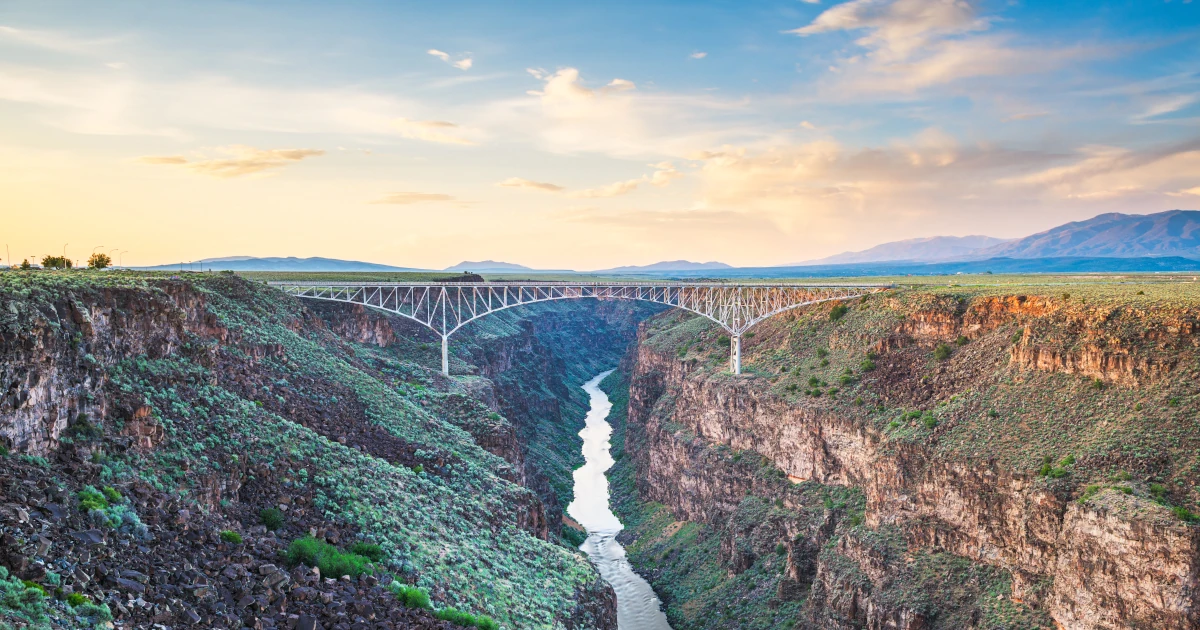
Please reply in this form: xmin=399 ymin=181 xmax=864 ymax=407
xmin=269 ymin=281 xmax=890 ymax=375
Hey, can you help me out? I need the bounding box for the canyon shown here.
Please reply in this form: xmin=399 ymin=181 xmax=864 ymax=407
xmin=3 ymin=273 xmax=1199 ymax=629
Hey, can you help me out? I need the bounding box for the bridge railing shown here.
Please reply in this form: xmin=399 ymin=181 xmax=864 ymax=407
xmin=268 ymin=281 xmax=892 ymax=375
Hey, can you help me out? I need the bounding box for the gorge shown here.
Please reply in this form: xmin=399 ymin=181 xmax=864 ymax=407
xmin=2 ymin=272 xmax=1199 ymax=629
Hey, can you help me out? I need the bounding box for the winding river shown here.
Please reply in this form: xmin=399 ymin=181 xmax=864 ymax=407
xmin=567 ymin=370 xmax=673 ymax=630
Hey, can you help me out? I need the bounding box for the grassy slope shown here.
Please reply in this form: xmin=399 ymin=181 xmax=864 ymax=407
xmin=608 ymin=278 xmax=1200 ymax=628
xmin=0 ymin=271 xmax=608 ymax=629
xmin=654 ymin=280 xmax=1200 ymax=507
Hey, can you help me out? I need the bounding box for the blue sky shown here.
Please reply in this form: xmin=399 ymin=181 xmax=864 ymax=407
xmin=1 ymin=0 xmax=1198 ymax=268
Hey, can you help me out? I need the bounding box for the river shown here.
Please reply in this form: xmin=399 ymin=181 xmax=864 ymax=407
xmin=567 ymin=370 xmax=673 ymax=630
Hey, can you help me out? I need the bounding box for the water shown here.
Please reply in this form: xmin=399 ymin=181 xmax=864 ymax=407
xmin=567 ymin=370 xmax=673 ymax=630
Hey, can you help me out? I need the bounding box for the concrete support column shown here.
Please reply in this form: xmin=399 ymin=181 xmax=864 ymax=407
xmin=730 ymin=333 xmax=741 ymax=374
xmin=441 ymin=335 xmax=449 ymax=376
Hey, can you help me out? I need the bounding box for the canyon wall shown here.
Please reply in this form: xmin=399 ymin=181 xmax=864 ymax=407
xmin=620 ymin=291 xmax=1200 ymax=629
xmin=0 ymin=275 xmax=624 ymax=629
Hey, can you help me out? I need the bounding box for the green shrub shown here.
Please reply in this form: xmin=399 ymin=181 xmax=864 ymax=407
xmin=260 ymin=507 xmax=284 ymax=531
xmin=21 ymin=580 xmax=45 ymax=596
xmin=102 ymin=486 xmax=122 ymax=503
xmin=434 ymin=607 xmax=500 ymax=630
xmin=285 ymin=536 xmax=373 ymax=578
xmin=816 ymin=348 xmax=828 ymax=358
xmin=19 ymin=454 xmax=50 ymax=468
xmin=933 ymin=344 xmax=952 ymax=361
xmin=853 ymin=397 xmax=864 ymax=406
xmin=775 ymin=543 xmax=786 ymax=555
xmin=1091 ymin=378 xmax=1105 ymax=391
xmin=1168 ymin=397 xmax=1181 ymax=408
xmin=562 ymin=526 xmax=587 ymax=548
xmin=1149 ymin=483 xmax=1168 ymax=501
xmin=77 ymin=487 xmax=109 ymax=512
xmin=1047 ymin=467 xmax=1069 ymax=479
xmin=412 ymin=464 xmax=424 ymax=474
xmin=66 ymin=592 xmax=90 ymax=607
xmin=220 ymin=530 xmax=243 ymax=544
xmin=0 ymin=444 xmax=7 ymax=457
xmin=391 ymin=583 xmax=432 ymax=609
xmin=829 ymin=304 xmax=848 ymax=321
xmin=717 ymin=334 xmax=730 ymax=347
xmin=348 ymin=541 xmax=386 ymax=562
xmin=860 ymin=359 xmax=876 ymax=372
xmin=1171 ymin=506 xmax=1199 ymax=524
xmin=922 ymin=414 xmax=937 ymax=429
xmin=955 ymin=335 xmax=969 ymax=346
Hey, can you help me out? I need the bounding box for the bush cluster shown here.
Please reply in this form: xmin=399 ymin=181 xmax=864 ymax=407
xmin=285 ymin=536 xmax=373 ymax=578
xmin=260 ymin=507 xmax=284 ymax=531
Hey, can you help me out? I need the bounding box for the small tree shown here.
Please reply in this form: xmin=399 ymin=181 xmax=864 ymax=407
xmin=41 ymin=255 xmax=72 ymax=269
xmin=88 ymin=253 xmax=112 ymax=269
xmin=20 ymin=259 xmax=31 ymax=270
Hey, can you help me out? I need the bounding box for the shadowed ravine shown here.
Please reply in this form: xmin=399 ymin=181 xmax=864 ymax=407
xmin=568 ymin=370 xmax=673 ymax=630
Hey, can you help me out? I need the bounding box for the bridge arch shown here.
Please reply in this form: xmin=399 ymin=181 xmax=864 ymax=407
xmin=270 ymin=282 xmax=889 ymax=375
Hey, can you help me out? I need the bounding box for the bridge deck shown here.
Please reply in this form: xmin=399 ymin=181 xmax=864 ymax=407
xmin=267 ymin=280 xmax=891 ymax=374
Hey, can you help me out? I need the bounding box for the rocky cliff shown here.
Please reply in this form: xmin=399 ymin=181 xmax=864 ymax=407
xmin=616 ymin=283 xmax=1200 ymax=629
xmin=0 ymin=272 xmax=624 ymax=629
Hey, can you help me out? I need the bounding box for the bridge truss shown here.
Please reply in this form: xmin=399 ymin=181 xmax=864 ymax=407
xmin=270 ymin=282 xmax=889 ymax=375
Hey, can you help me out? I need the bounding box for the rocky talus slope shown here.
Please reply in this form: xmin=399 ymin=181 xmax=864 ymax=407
xmin=0 ymin=272 xmax=638 ymax=629
xmin=613 ymin=282 xmax=1200 ymax=630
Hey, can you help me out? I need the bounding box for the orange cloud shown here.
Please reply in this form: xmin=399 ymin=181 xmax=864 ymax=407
xmin=137 ymin=146 xmax=324 ymax=178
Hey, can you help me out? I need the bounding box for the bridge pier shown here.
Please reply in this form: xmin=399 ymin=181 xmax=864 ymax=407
xmin=441 ymin=335 xmax=449 ymax=376
xmin=730 ymin=334 xmax=741 ymax=375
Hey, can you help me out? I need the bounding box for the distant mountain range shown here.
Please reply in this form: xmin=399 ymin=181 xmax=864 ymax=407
xmin=137 ymin=210 xmax=1200 ymax=276
xmin=444 ymin=260 xmax=534 ymax=272
xmin=598 ymin=260 xmax=733 ymax=273
xmin=803 ymin=235 xmax=1011 ymax=265
xmin=137 ymin=256 xmax=420 ymax=272
xmin=971 ymin=210 xmax=1200 ymax=259
xmin=807 ymin=210 xmax=1200 ymax=265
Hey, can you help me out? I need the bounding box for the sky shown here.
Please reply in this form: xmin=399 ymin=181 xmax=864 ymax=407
xmin=1 ymin=0 xmax=1198 ymax=270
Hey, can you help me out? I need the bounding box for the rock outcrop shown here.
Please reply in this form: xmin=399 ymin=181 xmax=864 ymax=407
xmin=623 ymin=293 xmax=1200 ymax=629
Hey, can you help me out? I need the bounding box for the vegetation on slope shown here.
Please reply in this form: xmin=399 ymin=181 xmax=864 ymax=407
xmin=0 ymin=270 xmax=623 ymax=629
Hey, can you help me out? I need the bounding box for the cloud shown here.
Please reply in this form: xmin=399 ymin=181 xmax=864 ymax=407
xmin=690 ymin=51 xmax=708 ymax=59
xmin=788 ymin=0 xmax=1082 ymax=93
xmin=428 ymin=48 xmax=473 ymax=71
xmin=1169 ymin=186 xmax=1200 ymax=197
xmin=493 ymin=67 xmax=750 ymax=158
xmin=1003 ymin=111 xmax=1050 ymax=122
xmin=1134 ymin=94 xmax=1197 ymax=121
xmin=568 ymin=163 xmax=677 ymax=198
xmin=136 ymin=145 xmax=324 ymax=178
xmin=503 ymin=163 xmax=684 ymax=199
xmin=370 ymin=192 xmax=455 ymax=204
xmin=0 ymin=24 xmax=119 ymax=54
xmin=393 ymin=118 xmax=475 ymax=145
xmin=999 ymin=140 xmax=1200 ymax=200
xmin=568 ymin=180 xmax=642 ymax=199
xmin=497 ymin=177 xmax=564 ymax=192
xmin=135 ymin=155 xmax=188 ymax=165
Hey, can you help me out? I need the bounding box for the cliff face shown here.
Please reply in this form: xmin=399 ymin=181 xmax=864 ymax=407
xmin=621 ymin=286 xmax=1200 ymax=630
xmin=0 ymin=274 xmax=619 ymax=630
xmin=0 ymin=282 xmax=222 ymax=455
